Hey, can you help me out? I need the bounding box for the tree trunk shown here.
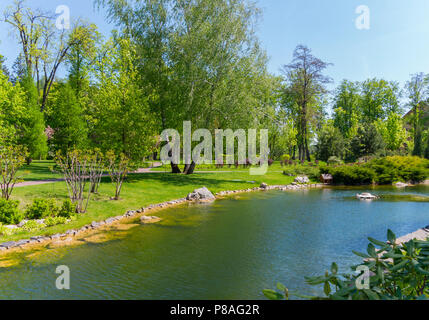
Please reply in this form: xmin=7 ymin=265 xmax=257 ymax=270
xmin=170 ymin=163 xmax=182 ymax=173
xmin=183 ymin=161 xmax=196 ymax=175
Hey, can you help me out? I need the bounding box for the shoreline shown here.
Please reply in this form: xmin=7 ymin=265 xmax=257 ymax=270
xmin=0 ymin=182 xmax=325 ymax=255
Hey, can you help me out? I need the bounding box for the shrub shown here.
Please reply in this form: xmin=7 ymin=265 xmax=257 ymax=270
xmin=0 ymin=223 xmax=19 ymax=236
xmin=367 ymin=156 xmax=429 ymax=184
xmin=322 ymin=166 xmax=375 ymax=185
xmin=25 ymin=199 xmax=59 ymax=220
xmin=22 ymin=220 xmax=43 ymax=231
xmin=0 ymin=199 xmax=23 ymax=225
xmin=58 ymin=199 xmax=75 ymax=218
xmin=264 ymin=230 xmax=429 ymax=300
xmin=327 ymin=156 xmax=343 ymax=165
xmin=44 ymin=216 xmax=68 ymax=227
xmin=283 ymin=165 xmax=320 ymax=180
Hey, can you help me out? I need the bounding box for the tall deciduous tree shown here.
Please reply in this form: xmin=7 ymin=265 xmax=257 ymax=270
xmin=91 ymin=36 xmax=157 ymax=161
xmin=405 ymin=73 xmax=429 ymax=157
xmin=282 ymin=45 xmax=332 ymax=161
xmin=4 ymin=0 xmax=99 ymax=111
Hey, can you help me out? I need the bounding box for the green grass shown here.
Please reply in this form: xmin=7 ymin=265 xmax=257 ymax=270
xmin=18 ymin=160 xmax=62 ymax=181
xmin=2 ymin=168 xmax=295 ymax=243
xmin=151 ymin=162 xmax=287 ymax=172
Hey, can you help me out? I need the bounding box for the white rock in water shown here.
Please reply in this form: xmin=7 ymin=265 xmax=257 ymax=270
xmin=356 ymin=193 xmax=378 ymax=200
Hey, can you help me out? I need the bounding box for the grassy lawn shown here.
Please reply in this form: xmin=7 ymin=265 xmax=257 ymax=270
xmin=151 ymin=162 xmax=287 ymax=173
xmin=18 ymin=160 xmax=62 ymax=181
xmin=2 ymin=163 xmax=295 ymax=243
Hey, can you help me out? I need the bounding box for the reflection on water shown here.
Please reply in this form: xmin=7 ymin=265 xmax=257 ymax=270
xmin=0 ymin=186 xmax=428 ymax=300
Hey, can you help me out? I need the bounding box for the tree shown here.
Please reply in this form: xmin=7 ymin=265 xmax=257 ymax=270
xmin=47 ymin=82 xmax=88 ymax=154
xmin=106 ymin=151 xmax=130 ymax=200
xmin=0 ymin=145 xmax=27 ymax=200
xmin=333 ymin=80 xmax=360 ymax=138
xmin=413 ymin=128 xmax=423 ymax=157
xmin=282 ymin=45 xmax=332 ymax=161
xmin=425 ymin=133 xmax=429 ymax=160
xmin=55 ymin=150 xmax=92 ymax=213
xmin=374 ymin=112 xmax=407 ymax=152
xmin=96 ymin=0 xmax=274 ymax=173
xmin=91 ymin=36 xmax=157 ymax=161
xmin=4 ymin=0 xmax=99 ymax=110
xmin=19 ymin=72 xmax=48 ymax=163
xmin=359 ymin=79 xmax=401 ymax=123
xmin=315 ymin=122 xmax=345 ymax=162
xmin=350 ymin=123 xmax=385 ymax=160
xmin=405 ymin=73 xmax=428 ymax=156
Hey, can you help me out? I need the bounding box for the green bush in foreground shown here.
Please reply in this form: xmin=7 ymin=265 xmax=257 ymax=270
xmin=263 ymin=230 xmax=429 ymax=300
xmin=25 ymin=199 xmax=59 ymax=219
xmin=44 ymin=216 xmax=68 ymax=227
xmin=22 ymin=220 xmax=43 ymax=231
xmin=0 ymin=199 xmax=23 ymax=225
xmin=58 ymin=199 xmax=75 ymax=218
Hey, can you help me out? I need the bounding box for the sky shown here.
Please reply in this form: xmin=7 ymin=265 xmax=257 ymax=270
xmin=1 ymin=0 xmax=429 ymax=90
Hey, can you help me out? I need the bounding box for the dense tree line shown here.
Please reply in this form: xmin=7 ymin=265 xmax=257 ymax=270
xmin=0 ymin=0 xmax=428 ymax=173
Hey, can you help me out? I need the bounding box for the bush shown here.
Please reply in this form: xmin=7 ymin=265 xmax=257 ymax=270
xmin=367 ymin=156 xmax=429 ymax=184
xmin=264 ymin=230 xmax=429 ymax=300
xmin=58 ymin=199 xmax=75 ymax=218
xmin=320 ymin=156 xmax=429 ymax=185
xmin=22 ymin=220 xmax=43 ymax=231
xmin=25 ymin=199 xmax=59 ymax=220
xmin=0 ymin=223 xmax=19 ymax=236
xmin=0 ymin=199 xmax=23 ymax=225
xmin=44 ymin=216 xmax=68 ymax=227
xmin=283 ymin=165 xmax=320 ymax=180
xmin=321 ymin=165 xmax=375 ymax=185
xmin=327 ymin=156 xmax=343 ymax=165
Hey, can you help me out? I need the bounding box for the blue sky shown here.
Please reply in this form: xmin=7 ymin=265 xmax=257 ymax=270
xmin=1 ymin=0 xmax=429 ymax=89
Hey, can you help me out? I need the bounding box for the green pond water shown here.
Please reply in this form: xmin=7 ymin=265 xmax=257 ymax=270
xmin=0 ymin=186 xmax=428 ymax=300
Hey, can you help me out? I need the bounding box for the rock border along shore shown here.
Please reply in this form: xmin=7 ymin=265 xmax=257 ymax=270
xmin=0 ymin=182 xmax=325 ymax=253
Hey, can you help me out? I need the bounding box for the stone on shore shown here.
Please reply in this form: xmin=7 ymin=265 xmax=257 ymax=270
xmin=294 ymin=176 xmax=310 ymax=184
xmin=394 ymin=182 xmax=409 ymax=188
xmin=186 ymin=187 xmax=215 ymax=201
xmin=260 ymin=183 xmax=268 ymax=189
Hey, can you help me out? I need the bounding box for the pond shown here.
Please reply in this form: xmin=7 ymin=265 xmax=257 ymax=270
xmin=0 ymin=186 xmax=428 ymax=300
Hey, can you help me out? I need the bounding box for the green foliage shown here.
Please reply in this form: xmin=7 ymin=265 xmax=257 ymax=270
xmin=47 ymin=82 xmax=88 ymax=154
xmin=283 ymin=164 xmax=320 ymax=180
xmin=19 ymin=72 xmax=48 ymax=161
xmin=413 ymin=128 xmax=423 ymax=157
xmin=22 ymin=220 xmax=43 ymax=232
xmin=58 ymin=199 xmax=75 ymax=218
xmin=316 ymin=123 xmax=345 ymax=162
xmin=349 ymin=124 xmax=385 ymax=161
xmin=264 ymin=230 xmax=429 ymax=300
xmin=321 ymin=165 xmax=376 ymax=185
xmin=374 ymin=112 xmax=407 ymax=151
xmin=0 ymin=223 xmax=19 ymax=236
xmin=368 ymin=156 xmax=429 ymax=184
xmin=0 ymin=199 xmax=23 ymax=225
xmin=425 ymin=135 xmax=429 ymax=160
xmin=321 ymin=156 xmax=429 ymax=185
xmin=44 ymin=216 xmax=68 ymax=227
xmin=327 ymin=156 xmax=343 ymax=166
xmin=25 ymin=198 xmax=59 ymax=220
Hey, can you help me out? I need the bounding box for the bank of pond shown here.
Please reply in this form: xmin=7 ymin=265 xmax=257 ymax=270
xmin=0 ymin=185 xmax=427 ymax=299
